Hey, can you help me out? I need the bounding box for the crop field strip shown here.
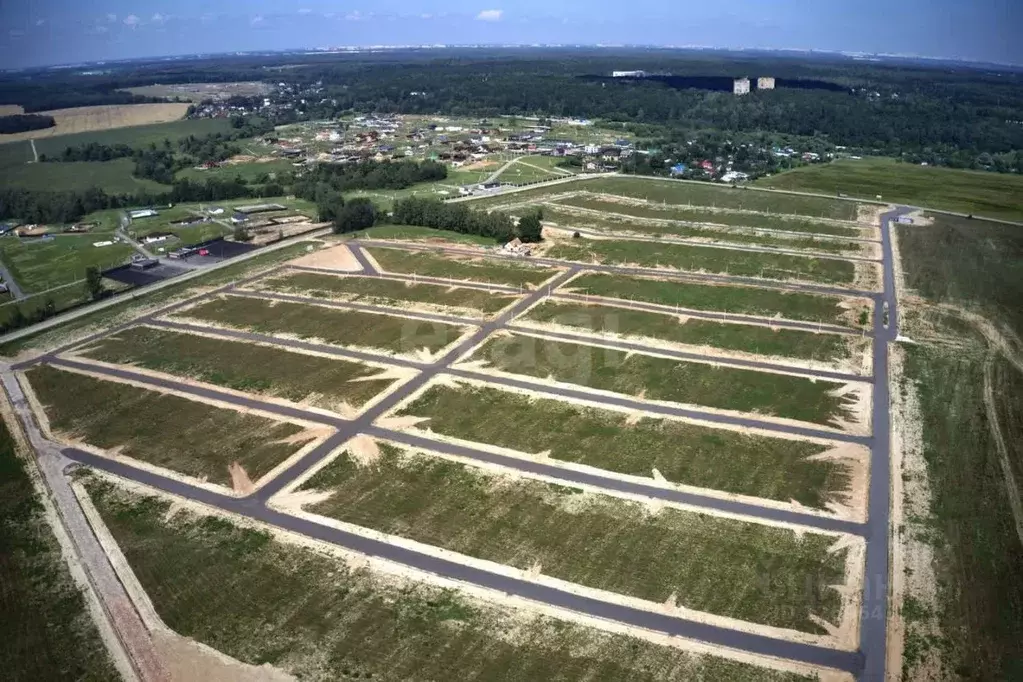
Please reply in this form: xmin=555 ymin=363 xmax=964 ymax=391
xmin=539 ymin=205 xmax=868 ymax=251
xmin=255 ymin=270 xmax=520 ymax=314
xmin=75 ymin=325 xmax=401 ymax=411
xmin=520 ymin=299 xmax=854 ymax=362
xmin=564 ymin=272 xmax=868 ymax=326
xmin=299 ymin=442 xmax=849 ymax=634
xmin=546 ymin=239 xmax=858 ymax=285
xmin=552 ymin=195 xmax=870 ymax=238
xmin=467 ymin=332 xmax=857 ymax=427
xmin=173 ymin=294 xmax=472 ymax=355
xmin=395 ymin=382 xmax=852 ymax=510
xmin=25 ymin=364 xmax=316 ymax=486
xmin=85 ymin=480 xmax=817 ymax=682
xmin=367 ymin=245 xmax=563 ymax=286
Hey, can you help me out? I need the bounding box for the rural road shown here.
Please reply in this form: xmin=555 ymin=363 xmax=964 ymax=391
xmin=0 ymin=259 xmax=26 ymax=300
xmin=4 ymin=204 xmax=901 ymax=680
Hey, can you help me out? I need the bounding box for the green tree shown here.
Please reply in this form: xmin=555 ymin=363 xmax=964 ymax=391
xmin=333 ymin=198 xmax=378 ymax=234
xmin=516 ymin=208 xmax=543 ymax=243
xmin=84 ymin=267 xmax=105 ymax=301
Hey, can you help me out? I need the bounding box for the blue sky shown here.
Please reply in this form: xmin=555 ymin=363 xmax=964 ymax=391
xmin=1 ymin=0 xmax=1021 ymax=69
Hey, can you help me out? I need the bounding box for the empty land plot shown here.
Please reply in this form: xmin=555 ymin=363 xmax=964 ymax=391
xmin=32 ymin=118 xmax=233 ymax=158
xmin=568 ymin=273 xmax=865 ymax=325
xmin=367 ymin=247 xmax=559 ymax=286
xmin=399 ymin=383 xmax=849 ymax=508
xmin=178 ymin=295 xmax=468 ymax=354
xmin=78 ymin=326 xmax=397 ymax=410
xmin=0 ymin=237 xmax=135 ymax=293
xmin=0 ymin=158 xmax=171 ymax=193
xmin=471 ymin=334 xmax=853 ymax=426
xmin=259 ymin=272 xmax=518 ymax=314
xmin=542 ymin=207 xmax=860 ymax=253
xmin=86 ymin=480 xmax=812 ymax=682
xmin=303 ymin=444 xmax=847 ymax=633
xmin=0 ymin=419 xmax=118 ymax=680
xmin=554 ymin=195 xmax=864 ymax=237
xmin=546 ymin=239 xmax=857 ymax=285
xmin=523 ymin=300 xmax=850 ymax=361
xmin=25 ymin=365 xmax=313 ymax=485
xmin=581 ymin=178 xmax=859 ymax=221
xmin=0 ymin=103 xmax=191 ymax=143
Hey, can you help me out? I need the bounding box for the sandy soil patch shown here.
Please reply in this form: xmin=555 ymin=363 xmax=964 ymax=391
xmin=154 ymin=629 xmax=295 ymax=682
xmin=0 ymin=104 xmax=24 ymax=115
xmin=0 ymin=103 xmax=191 ymax=142
xmin=856 ymin=204 xmax=889 ymax=229
xmin=287 ymin=244 xmax=363 ymax=272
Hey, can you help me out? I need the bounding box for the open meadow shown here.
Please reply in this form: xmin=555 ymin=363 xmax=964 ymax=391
xmin=0 ymin=103 xmax=190 ymax=143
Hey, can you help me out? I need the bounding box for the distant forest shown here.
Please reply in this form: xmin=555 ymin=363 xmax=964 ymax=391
xmin=1 ymin=48 xmax=1021 ymax=170
xmin=0 ymin=114 xmax=55 ymax=135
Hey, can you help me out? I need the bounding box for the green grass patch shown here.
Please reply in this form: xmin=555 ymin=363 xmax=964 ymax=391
xmin=179 ymin=295 xmax=466 ymax=354
xmin=31 ymin=118 xmax=233 ymax=158
xmin=261 ymin=272 xmax=518 ymax=314
xmin=495 ymin=157 xmax=571 ymax=184
xmin=547 ymin=239 xmax=857 ymax=285
xmin=759 ymin=157 xmax=1023 ymax=223
xmin=304 ymin=444 xmax=846 ymax=632
xmin=524 ymin=300 xmax=850 ymax=361
xmin=87 ymin=479 xmax=811 ymax=682
xmin=349 ymin=224 xmax=499 ymax=246
xmin=367 ymin=247 xmax=559 ymax=287
xmin=0 ymin=241 xmax=319 ymax=357
xmin=0 ymin=417 xmax=117 ymax=680
xmin=26 ymin=365 xmax=310 ymax=485
xmin=79 ymin=326 xmax=395 ymax=409
xmin=400 ymin=383 xmax=847 ymax=508
xmin=473 ymin=333 xmax=853 ymax=425
xmin=553 ymin=195 xmax=864 ymax=237
xmin=0 ymin=236 xmax=135 ymax=293
xmin=0 ymin=158 xmax=171 ymax=194
xmin=175 ymin=159 xmax=295 ymax=183
xmin=568 ymin=273 xmax=862 ymax=325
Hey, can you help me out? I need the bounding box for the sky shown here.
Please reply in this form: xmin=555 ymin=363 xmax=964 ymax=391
xmin=1 ymin=0 xmax=1021 ymax=69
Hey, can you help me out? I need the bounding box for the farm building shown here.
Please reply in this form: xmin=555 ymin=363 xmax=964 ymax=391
xmin=128 ymin=209 xmax=159 ymax=219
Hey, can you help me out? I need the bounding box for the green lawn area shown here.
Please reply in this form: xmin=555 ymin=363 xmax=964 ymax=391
xmin=26 ymin=365 xmax=312 ymax=485
xmin=175 ymin=159 xmax=295 ymax=183
xmin=472 ymin=333 xmax=855 ymax=426
xmin=86 ymin=479 xmax=811 ymax=682
xmin=0 ymin=418 xmax=117 ymax=680
xmin=0 ymin=158 xmax=171 ymax=194
xmin=303 ymin=443 xmax=846 ymax=633
xmin=352 ymin=224 xmax=499 ymax=246
xmin=178 ymin=295 xmax=468 ymax=354
xmin=759 ymin=157 xmax=1023 ymax=223
xmin=400 ymin=383 xmax=847 ymax=508
xmin=547 ymin=239 xmax=857 ymax=285
xmin=31 ymin=118 xmax=234 ymax=158
xmin=554 ymin=195 xmax=865 ymax=237
xmin=79 ymin=325 xmax=397 ymax=410
xmin=259 ymin=272 xmax=518 ymax=314
xmin=495 ymin=156 xmax=572 ymax=184
xmin=524 ymin=300 xmax=851 ymax=361
xmin=0 ymin=236 xmax=134 ymax=293
xmin=345 ymin=179 xmax=461 ymax=211
xmin=567 ymin=273 xmax=866 ymax=326
xmin=367 ymin=246 xmax=560 ymax=286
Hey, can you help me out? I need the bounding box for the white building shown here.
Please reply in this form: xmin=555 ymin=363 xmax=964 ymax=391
xmin=128 ymin=209 xmax=158 ymax=220
xmin=733 ymin=78 xmax=751 ymax=96
xmin=757 ymin=77 xmax=776 ymax=90
xmin=612 ymin=70 xmax=646 ymax=78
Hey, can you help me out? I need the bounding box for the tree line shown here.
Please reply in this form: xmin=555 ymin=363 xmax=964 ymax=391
xmin=391 ymin=196 xmax=542 ymax=243
xmin=0 ymin=114 xmax=55 ymax=134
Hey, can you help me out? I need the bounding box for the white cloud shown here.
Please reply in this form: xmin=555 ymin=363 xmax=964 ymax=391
xmin=420 ymin=13 xmax=433 ymax=19
xmin=251 ymin=15 xmax=265 ymax=26
xmin=298 ymin=8 xmax=313 ymax=15
xmin=107 ymin=13 xmax=117 ymax=23
xmin=476 ymin=9 xmax=503 ymax=21
xmin=151 ymin=13 xmax=167 ymax=24
xmin=344 ymin=11 xmax=362 ymax=21
xmin=123 ymin=14 xmax=141 ymax=28
xmin=35 ymin=19 xmax=46 ymax=26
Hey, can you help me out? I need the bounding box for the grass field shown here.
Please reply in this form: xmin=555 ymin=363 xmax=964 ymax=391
xmin=87 ymin=480 xmax=811 ymax=682
xmin=524 ymin=300 xmax=850 ymax=361
xmin=29 ymin=117 xmax=234 ymax=159
xmin=0 ymin=241 xmax=319 ymax=358
xmin=541 ymin=206 xmax=859 ymax=253
xmin=26 ymin=365 xmax=311 ymax=485
xmin=554 ymin=195 xmax=865 ymax=237
xmin=400 ymin=383 xmax=847 ymax=508
xmin=567 ymin=273 xmax=865 ymax=325
xmin=759 ymin=157 xmax=1023 ymax=223
xmin=305 ymin=444 xmax=845 ymax=632
xmin=0 ymin=103 xmax=191 ymax=144
xmin=473 ymin=333 xmax=853 ymax=425
xmin=0 ymin=418 xmax=117 ymax=680
xmin=260 ymin=272 xmax=518 ymax=314
xmin=0 ymin=236 xmax=135 ymax=293
xmin=0 ymin=158 xmax=171 ymax=194
xmin=367 ymin=247 xmax=559 ymax=286
xmin=175 ymin=159 xmax=295 ymax=183
xmin=495 ymin=156 xmax=573 ymax=184
xmin=179 ymin=295 xmax=468 ymax=354
xmin=79 ymin=326 xmax=397 ymax=410
xmin=547 ymin=239 xmax=857 ymax=285
xmin=352 ymin=224 xmax=499 ymax=245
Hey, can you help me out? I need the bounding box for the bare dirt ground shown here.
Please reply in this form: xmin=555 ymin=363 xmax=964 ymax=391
xmin=122 ymin=82 xmax=270 ymax=102
xmin=286 ymin=244 xmax=363 ymax=271
xmin=0 ymin=104 xmax=24 ymax=115
xmin=0 ymin=104 xmax=191 ymax=142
